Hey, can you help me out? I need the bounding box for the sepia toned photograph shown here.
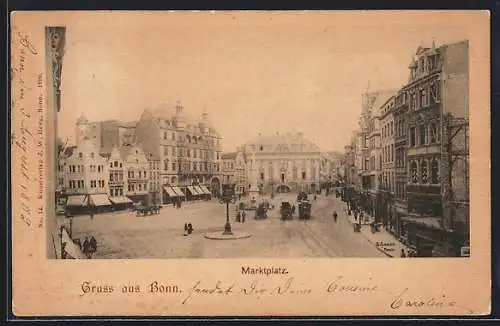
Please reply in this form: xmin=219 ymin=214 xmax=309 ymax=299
xmin=48 ymin=14 xmax=471 ymax=260
xmin=11 ymin=11 xmax=490 ymax=317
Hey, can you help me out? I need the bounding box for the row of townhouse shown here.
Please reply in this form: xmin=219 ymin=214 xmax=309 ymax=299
xmin=57 ymin=138 xmax=163 ymax=214
xmin=342 ymin=40 xmax=470 ymax=257
xmin=60 ymin=101 xmax=225 ymax=212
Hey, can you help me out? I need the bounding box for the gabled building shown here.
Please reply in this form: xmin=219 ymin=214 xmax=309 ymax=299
xmin=105 ymin=147 xmax=133 ymax=209
xmin=63 ymin=138 xmax=112 ymax=214
xmin=120 ymin=143 xmax=150 ymax=204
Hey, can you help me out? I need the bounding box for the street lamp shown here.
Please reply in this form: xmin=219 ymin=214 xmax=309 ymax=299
xmin=221 ymin=181 xmax=236 ymax=235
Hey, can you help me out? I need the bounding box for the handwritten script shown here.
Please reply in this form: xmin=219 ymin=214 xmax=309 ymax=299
xmin=12 ymin=31 xmax=44 ymax=228
xmin=78 ymin=276 xmax=474 ymax=314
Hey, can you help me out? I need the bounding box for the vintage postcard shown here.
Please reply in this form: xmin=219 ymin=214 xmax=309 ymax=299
xmin=11 ymin=11 xmax=490 ymax=316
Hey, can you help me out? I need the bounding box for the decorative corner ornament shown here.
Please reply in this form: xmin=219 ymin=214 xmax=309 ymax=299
xmin=47 ymin=27 xmax=66 ymax=112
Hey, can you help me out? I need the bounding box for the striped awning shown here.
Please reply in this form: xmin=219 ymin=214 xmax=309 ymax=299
xmin=67 ymin=195 xmax=88 ymax=207
xmin=171 ymin=186 xmax=185 ymax=197
xmin=163 ymin=186 xmax=178 ymax=197
xmin=109 ymin=196 xmax=133 ymax=204
xmin=194 ymin=185 xmax=205 ymax=195
xmin=187 ymin=186 xmax=198 ymax=195
xmin=199 ymin=185 xmax=211 ymax=195
xmin=90 ymin=194 xmax=112 ymax=206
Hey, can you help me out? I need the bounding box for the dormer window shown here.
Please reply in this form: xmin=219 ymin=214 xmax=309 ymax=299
xmin=78 ymin=152 xmax=83 ymax=159
xmin=90 ymin=152 xmax=94 ymax=159
xmin=260 ymin=145 xmax=263 ymax=151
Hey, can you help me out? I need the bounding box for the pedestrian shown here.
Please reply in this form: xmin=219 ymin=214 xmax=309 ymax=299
xmin=184 ymin=223 xmax=189 ymax=236
xmin=236 ymin=211 xmax=241 ymax=223
xmin=90 ymin=236 xmax=97 ymax=256
xmin=400 ymin=249 xmax=406 ymax=258
xmin=83 ymin=237 xmax=91 ymax=259
xmin=89 ymin=205 xmax=95 ymax=220
xmin=333 ymin=210 xmax=338 ymax=222
xmin=187 ymin=222 xmax=193 ymax=234
xmin=242 ymin=210 xmax=246 ymax=223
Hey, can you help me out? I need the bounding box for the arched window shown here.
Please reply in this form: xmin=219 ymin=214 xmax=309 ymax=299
xmin=410 ymin=161 xmax=418 ymax=183
xmin=420 ymin=160 xmax=428 ymax=184
xmin=193 ymin=137 xmax=197 ymax=144
xmin=186 ymin=135 xmax=191 ymax=143
xmin=431 ymin=159 xmax=439 ymax=184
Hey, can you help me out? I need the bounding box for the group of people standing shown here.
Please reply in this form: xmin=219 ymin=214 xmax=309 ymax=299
xmin=235 ymin=210 xmax=247 ymax=223
xmin=400 ymin=249 xmax=417 ymax=258
xmin=82 ymin=236 xmax=98 ymax=259
xmin=184 ymin=222 xmax=194 ymax=236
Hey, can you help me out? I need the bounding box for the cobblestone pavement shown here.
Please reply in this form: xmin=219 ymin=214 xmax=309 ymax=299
xmin=71 ymin=195 xmax=386 ymax=258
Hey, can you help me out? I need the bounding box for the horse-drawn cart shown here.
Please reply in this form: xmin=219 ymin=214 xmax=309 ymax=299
xmin=136 ymin=205 xmax=162 ymax=216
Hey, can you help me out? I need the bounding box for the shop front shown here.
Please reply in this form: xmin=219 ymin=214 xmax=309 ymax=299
xmin=109 ymin=196 xmax=134 ymax=211
xmin=66 ymin=194 xmax=89 ymax=216
xmin=126 ymin=193 xmax=149 ymax=205
xmin=401 ymin=216 xmax=461 ymax=257
xmin=89 ymin=194 xmax=114 ymax=213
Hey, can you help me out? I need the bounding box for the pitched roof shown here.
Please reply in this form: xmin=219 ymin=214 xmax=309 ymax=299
xmin=370 ymin=89 xmax=398 ymax=116
xmin=244 ymin=132 xmax=320 ymax=152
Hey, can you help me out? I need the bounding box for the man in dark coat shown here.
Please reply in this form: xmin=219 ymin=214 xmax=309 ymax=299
xmin=90 ymin=236 xmax=97 ymax=255
xmin=83 ymin=237 xmax=91 ymax=259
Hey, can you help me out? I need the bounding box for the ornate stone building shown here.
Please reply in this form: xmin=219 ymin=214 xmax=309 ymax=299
xmin=241 ymin=133 xmax=321 ymax=195
xmin=135 ymin=101 xmax=222 ymax=200
xmin=401 ymin=40 xmax=469 ymax=256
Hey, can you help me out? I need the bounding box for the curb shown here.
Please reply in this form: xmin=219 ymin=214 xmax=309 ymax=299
xmin=345 ymin=216 xmax=395 ymax=258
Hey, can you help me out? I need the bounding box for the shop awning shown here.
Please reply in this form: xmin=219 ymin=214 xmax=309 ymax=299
xmin=199 ymin=185 xmax=211 ymax=195
xmin=163 ymin=186 xmax=178 ymax=197
xmin=67 ymin=195 xmax=88 ymax=207
xmin=187 ymin=186 xmax=198 ymax=196
xmin=109 ymin=196 xmax=133 ymax=204
xmin=194 ymin=185 xmax=205 ymax=195
xmin=171 ymin=186 xmax=185 ymax=197
xmin=89 ymin=194 xmax=113 ymax=206
xmin=401 ymin=216 xmax=443 ymax=230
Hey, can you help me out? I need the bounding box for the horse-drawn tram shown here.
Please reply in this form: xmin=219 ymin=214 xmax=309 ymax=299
xmin=280 ymin=202 xmax=293 ymax=220
xmin=298 ymin=200 xmax=312 ymax=220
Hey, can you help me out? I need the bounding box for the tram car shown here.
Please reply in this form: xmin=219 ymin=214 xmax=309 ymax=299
xmin=280 ymin=202 xmax=293 ymax=220
xmin=254 ymin=202 xmax=268 ymax=220
xmin=298 ymin=200 xmax=312 ymax=220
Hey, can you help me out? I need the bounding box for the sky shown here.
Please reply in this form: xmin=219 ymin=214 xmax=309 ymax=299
xmin=57 ymin=11 xmax=471 ymax=152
